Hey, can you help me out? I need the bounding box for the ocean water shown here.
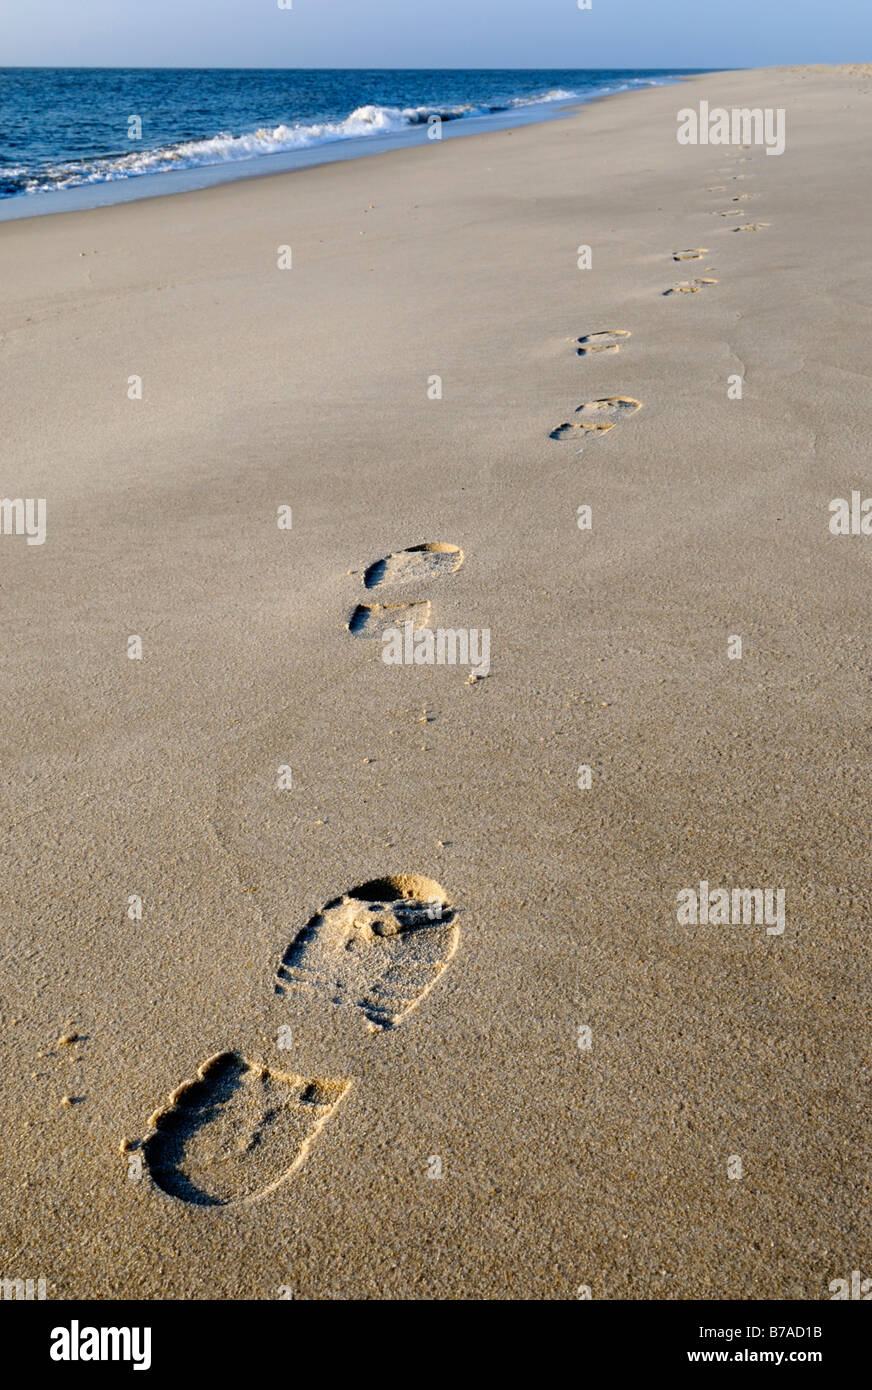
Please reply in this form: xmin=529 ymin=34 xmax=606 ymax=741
xmin=0 ymin=68 xmax=699 ymax=212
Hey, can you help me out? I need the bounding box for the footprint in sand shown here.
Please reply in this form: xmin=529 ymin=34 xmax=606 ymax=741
xmin=138 ymin=1052 xmax=351 ymax=1206
xmin=363 ymin=541 xmax=463 ymax=589
xmin=550 ymin=396 xmax=642 ymax=440
xmin=576 ymin=329 xmax=631 ymax=356
xmin=734 ymin=223 xmax=770 ymax=232
xmin=276 ymin=875 xmax=459 ymax=1032
xmin=349 ymin=542 xmax=462 ymax=636
xmin=673 ymin=248 xmax=709 ymax=261
xmin=349 ymin=599 xmax=431 ymax=637
xmin=134 ymin=873 xmax=458 ymax=1201
xmin=663 ymin=278 xmax=718 ymax=296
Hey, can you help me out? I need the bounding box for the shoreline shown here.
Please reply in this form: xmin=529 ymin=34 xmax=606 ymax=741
xmin=0 ymin=69 xmax=699 ymax=223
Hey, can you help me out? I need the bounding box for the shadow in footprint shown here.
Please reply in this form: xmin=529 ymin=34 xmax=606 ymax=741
xmin=277 ymin=875 xmax=459 ymax=1032
xmin=663 ymin=278 xmax=718 ymax=296
xmin=364 ymin=542 xmax=463 ymax=590
xmin=142 ymin=1052 xmax=350 ymax=1206
xmin=576 ymin=329 xmax=631 ymax=356
xmin=349 ymin=600 xmax=431 ymax=637
xmin=550 ymin=397 xmax=642 ymax=440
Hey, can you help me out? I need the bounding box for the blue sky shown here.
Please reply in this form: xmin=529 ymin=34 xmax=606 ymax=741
xmin=0 ymin=0 xmax=868 ymax=68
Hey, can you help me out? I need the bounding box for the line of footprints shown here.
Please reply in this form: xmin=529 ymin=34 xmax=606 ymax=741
xmin=128 ymin=541 xmax=467 ymax=1205
xmin=551 ymin=147 xmax=767 ymax=442
xmin=128 ymin=148 xmax=766 ymax=1209
xmin=128 ymin=461 xmax=473 ymax=1199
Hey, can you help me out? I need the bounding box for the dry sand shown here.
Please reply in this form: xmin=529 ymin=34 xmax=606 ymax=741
xmin=1 ymin=66 xmax=870 ymax=1300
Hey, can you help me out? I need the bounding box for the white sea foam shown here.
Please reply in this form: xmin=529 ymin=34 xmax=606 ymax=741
xmin=15 ymin=80 xmax=676 ymax=197
xmin=19 ymin=93 xmax=583 ymax=194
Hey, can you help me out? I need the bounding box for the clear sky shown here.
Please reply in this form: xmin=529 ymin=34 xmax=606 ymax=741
xmin=0 ymin=0 xmax=868 ymax=69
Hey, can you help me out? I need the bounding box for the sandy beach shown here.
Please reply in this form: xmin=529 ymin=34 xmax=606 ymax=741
xmin=2 ymin=64 xmax=870 ymax=1300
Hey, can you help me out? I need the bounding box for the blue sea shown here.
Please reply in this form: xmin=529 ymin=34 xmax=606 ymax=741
xmin=0 ymin=68 xmax=699 ymax=216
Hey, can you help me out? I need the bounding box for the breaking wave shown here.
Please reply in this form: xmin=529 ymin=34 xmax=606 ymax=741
xmin=0 ymin=78 xmax=677 ymax=200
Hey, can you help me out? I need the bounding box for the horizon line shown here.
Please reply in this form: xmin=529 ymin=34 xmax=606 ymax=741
xmin=0 ymin=64 xmax=720 ymax=72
